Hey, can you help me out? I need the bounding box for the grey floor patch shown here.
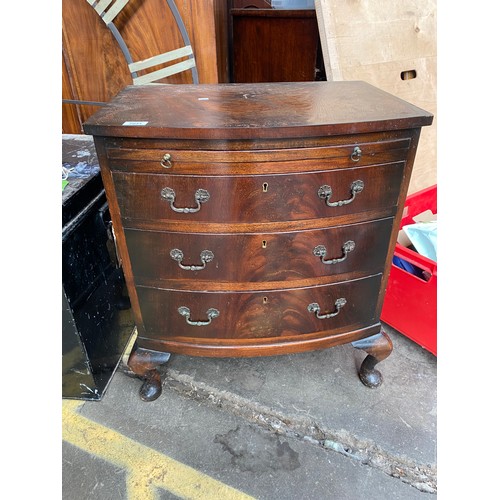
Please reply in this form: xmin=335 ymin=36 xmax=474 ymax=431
xmin=157 ymin=489 xmax=183 ymax=500
xmin=215 ymin=424 xmax=301 ymax=473
xmin=62 ymin=441 xmax=127 ymax=500
xmin=72 ymin=372 xmax=434 ymax=499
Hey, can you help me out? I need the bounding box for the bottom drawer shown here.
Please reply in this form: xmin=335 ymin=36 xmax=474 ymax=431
xmin=137 ymin=274 xmax=382 ymax=344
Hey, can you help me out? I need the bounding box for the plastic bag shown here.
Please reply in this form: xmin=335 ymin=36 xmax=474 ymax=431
xmin=403 ymin=222 xmax=437 ymax=262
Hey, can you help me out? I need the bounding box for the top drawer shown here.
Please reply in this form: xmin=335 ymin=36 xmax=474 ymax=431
xmin=104 ymin=135 xmax=411 ymax=175
xmin=113 ymin=162 xmax=404 ymax=226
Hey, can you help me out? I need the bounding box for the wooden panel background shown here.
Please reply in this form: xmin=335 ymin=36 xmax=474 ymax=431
xmin=315 ymin=0 xmax=437 ymax=194
xmin=62 ymin=53 xmax=82 ymax=135
xmin=62 ymin=0 xmax=227 ymax=134
xmin=231 ymin=9 xmax=320 ymax=83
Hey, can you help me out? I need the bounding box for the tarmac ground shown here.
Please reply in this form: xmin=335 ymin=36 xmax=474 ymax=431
xmin=62 ymin=322 xmax=436 ymax=500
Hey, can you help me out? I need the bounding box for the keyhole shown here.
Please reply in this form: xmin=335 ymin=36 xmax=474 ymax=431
xmin=263 ymin=296 xmax=268 ymax=304
xmin=262 ymin=182 xmax=268 ymax=192
xmin=262 ymin=240 xmax=267 ymax=248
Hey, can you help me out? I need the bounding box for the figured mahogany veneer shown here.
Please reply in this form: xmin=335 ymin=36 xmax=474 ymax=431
xmin=113 ymin=163 xmax=404 ymax=225
xmin=125 ymin=218 xmax=393 ymax=285
xmin=136 ymin=274 xmax=382 ymax=343
xmin=83 ymin=81 xmax=432 ymax=401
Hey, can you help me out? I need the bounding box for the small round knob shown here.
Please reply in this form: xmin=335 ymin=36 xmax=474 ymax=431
xmin=351 ymin=146 xmax=362 ymax=162
xmin=160 ymin=153 xmax=172 ymax=168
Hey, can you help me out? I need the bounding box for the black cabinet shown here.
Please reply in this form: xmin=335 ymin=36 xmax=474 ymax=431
xmin=62 ymin=136 xmax=134 ymax=400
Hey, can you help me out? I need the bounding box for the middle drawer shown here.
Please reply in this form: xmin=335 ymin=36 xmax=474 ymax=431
xmin=125 ymin=217 xmax=393 ymax=286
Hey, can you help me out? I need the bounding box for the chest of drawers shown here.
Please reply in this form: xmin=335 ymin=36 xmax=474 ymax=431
xmin=83 ymin=81 xmax=433 ymax=401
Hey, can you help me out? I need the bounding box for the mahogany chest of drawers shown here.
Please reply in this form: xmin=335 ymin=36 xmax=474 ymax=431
xmin=83 ymin=81 xmax=433 ymax=401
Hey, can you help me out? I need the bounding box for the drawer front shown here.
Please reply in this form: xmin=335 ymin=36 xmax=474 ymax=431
xmin=106 ymin=137 xmax=411 ymax=174
xmin=126 ymin=218 xmax=393 ymax=285
xmin=113 ymin=162 xmax=404 ymax=225
xmin=136 ymin=274 xmax=382 ymax=341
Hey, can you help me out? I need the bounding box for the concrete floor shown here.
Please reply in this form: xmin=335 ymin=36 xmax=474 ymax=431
xmin=62 ymin=323 xmax=436 ymax=499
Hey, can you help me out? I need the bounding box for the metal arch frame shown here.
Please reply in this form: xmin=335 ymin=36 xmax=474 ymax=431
xmin=64 ymin=0 xmax=198 ymax=108
xmin=166 ymin=0 xmax=199 ymax=84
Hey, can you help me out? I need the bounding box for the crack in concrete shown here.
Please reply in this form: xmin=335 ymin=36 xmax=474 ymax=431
xmin=163 ymin=368 xmax=437 ymax=494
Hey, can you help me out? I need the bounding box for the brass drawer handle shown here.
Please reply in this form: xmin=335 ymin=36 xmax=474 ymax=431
xmin=160 ymin=153 xmax=172 ymax=168
xmin=170 ymin=248 xmax=214 ymax=271
xmin=178 ymin=306 xmax=219 ymax=326
xmin=313 ymin=240 xmax=355 ymax=265
xmin=351 ymin=146 xmax=362 ymax=162
xmin=308 ymin=298 xmax=347 ymax=320
xmin=161 ymin=187 xmax=210 ymax=213
xmin=317 ymin=180 xmax=364 ymax=207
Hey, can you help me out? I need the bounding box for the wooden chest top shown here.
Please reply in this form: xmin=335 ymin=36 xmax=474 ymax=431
xmin=82 ymin=81 xmax=433 ymax=140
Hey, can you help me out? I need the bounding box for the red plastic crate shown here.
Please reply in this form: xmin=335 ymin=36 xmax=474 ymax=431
xmin=381 ymin=185 xmax=437 ymax=355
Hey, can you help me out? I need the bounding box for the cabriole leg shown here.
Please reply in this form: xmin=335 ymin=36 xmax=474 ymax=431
xmin=351 ymin=329 xmax=393 ymax=388
xmin=127 ymin=341 xmax=171 ymax=402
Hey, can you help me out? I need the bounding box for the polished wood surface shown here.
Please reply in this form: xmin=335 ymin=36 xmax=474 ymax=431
xmin=352 ymin=329 xmax=394 ymax=388
xmin=62 ymin=0 xmax=224 ymax=133
xmin=231 ymin=8 xmax=319 ymax=83
xmin=83 ymin=81 xmax=433 ymax=139
xmin=62 ymin=0 xmax=131 ymax=132
xmin=112 ymin=163 xmax=403 ymax=224
xmin=62 ymin=54 xmax=82 ymax=135
xmin=84 ymin=82 xmax=432 ymax=399
xmin=103 ymin=129 xmax=414 ymax=153
xmin=136 ymin=274 xmax=381 ymax=341
xmin=105 ymin=136 xmax=411 ymax=173
xmin=127 ymin=344 xmax=171 ymax=402
xmin=213 ymin=0 xmax=230 ymax=83
xmin=125 ymin=218 xmax=393 ymax=285
xmin=138 ymin=324 xmax=383 ymax=358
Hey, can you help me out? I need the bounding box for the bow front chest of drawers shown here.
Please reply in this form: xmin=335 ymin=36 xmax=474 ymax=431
xmin=83 ymin=81 xmax=432 ymax=401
